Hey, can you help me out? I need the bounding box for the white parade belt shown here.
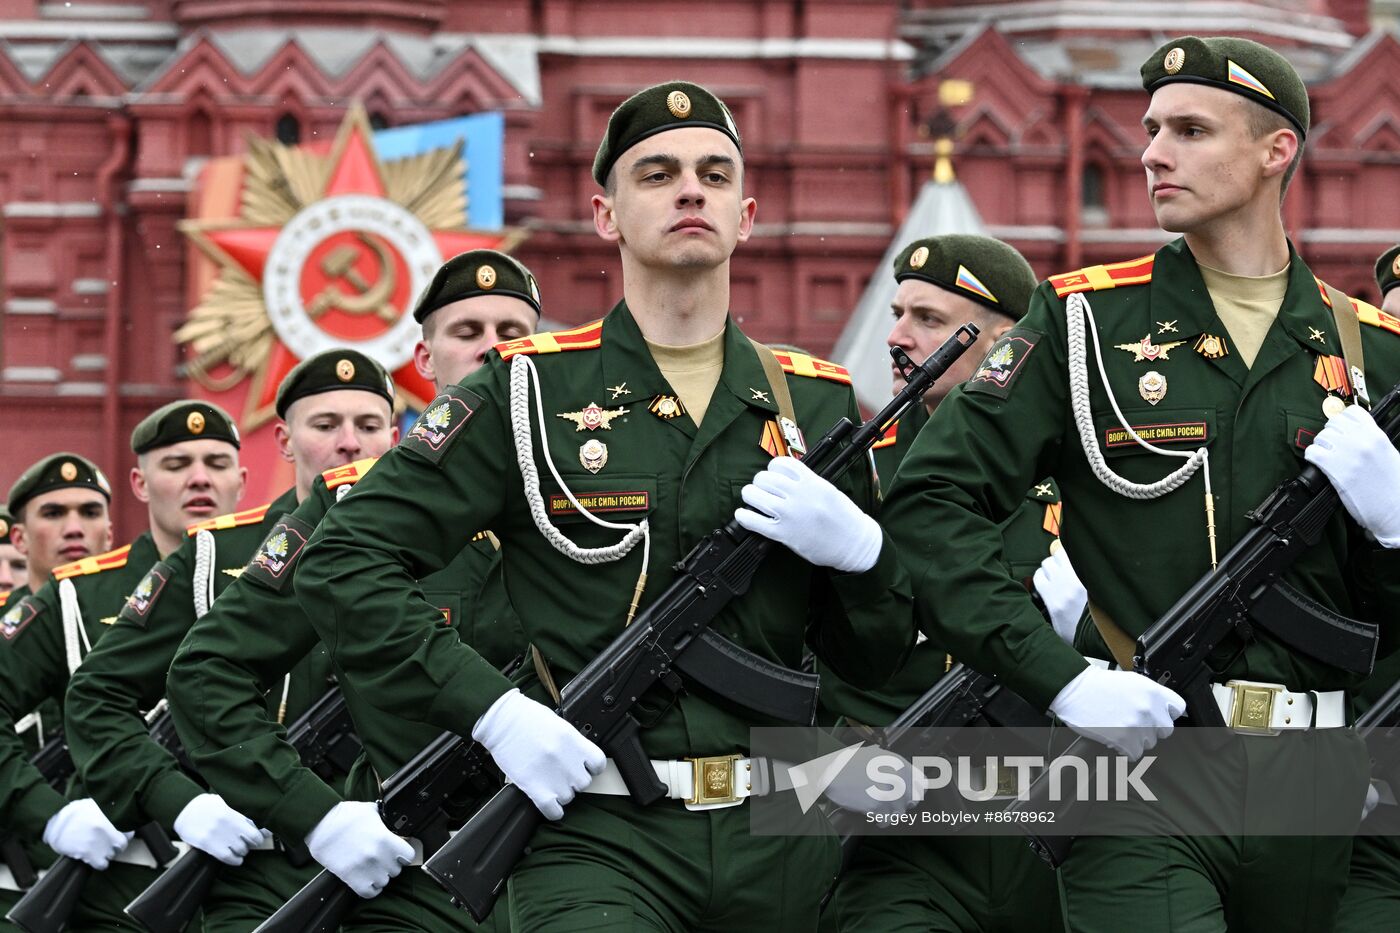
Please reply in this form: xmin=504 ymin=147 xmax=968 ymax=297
xmin=1212 ymin=679 xmax=1346 ymax=735
xmin=581 ymin=754 xmax=798 ymax=811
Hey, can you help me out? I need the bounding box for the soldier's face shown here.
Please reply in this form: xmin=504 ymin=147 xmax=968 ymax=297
xmin=1141 ymin=84 xmax=1283 ymax=233
xmin=11 ymin=489 xmax=112 ymax=579
xmin=0 ymin=543 xmax=27 ymax=594
xmin=132 ymin=439 xmax=246 ymax=544
xmin=593 ymin=127 xmax=756 ymax=272
xmin=277 ymin=391 xmax=398 ymax=498
xmin=415 ymin=296 xmax=536 ymax=391
xmin=1383 ymin=288 xmax=1400 ymax=318
xmin=888 ymin=280 xmax=1008 ymax=411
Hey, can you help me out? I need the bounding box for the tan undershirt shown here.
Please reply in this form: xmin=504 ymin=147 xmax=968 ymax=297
xmin=645 ymin=329 xmax=726 ymax=425
xmin=1198 ymin=261 xmax=1291 ymax=368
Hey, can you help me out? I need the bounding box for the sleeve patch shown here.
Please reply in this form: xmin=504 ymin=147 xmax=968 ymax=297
xmin=118 ymin=561 xmax=173 ymax=627
xmin=964 ymin=328 xmax=1041 ymax=400
xmin=1 ymin=597 xmax=39 ymax=641
xmin=242 ymin=513 xmax=315 ymax=593
xmin=403 ymin=384 xmax=484 ymax=464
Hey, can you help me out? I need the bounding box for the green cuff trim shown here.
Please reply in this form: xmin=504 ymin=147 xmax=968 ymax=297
xmin=430 ymin=657 xmax=514 ymax=732
xmin=141 ymin=769 xmax=205 ymax=830
xmin=11 ymin=781 xmax=69 ymax=838
xmin=265 ymin=770 xmax=343 ymax=843
xmin=1014 ymin=627 xmax=1091 ymax=714
xmin=828 ymin=529 xmax=911 ymax=603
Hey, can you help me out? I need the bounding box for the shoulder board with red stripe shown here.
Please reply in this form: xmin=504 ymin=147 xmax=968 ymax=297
xmin=1316 ymin=280 xmax=1400 ymax=337
xmin=1050 ymin=254 xmax=1155 ymax=297
xmin=770 ymin=350 xmax=852 ymax=386
xmin=322 ymin=458 xmax=379 ymax=491
xmin=186 ymin=503 xmax=272 ymax=536
xmin=53 ymin=544 xmax=133 ymax=581
xmin=872 ymin=419 xmax=899 ymax=450
xmin=0 ymin=591 xmax=9 ymax=610
xmin=496 ymin=321 xmax=604 ymax=360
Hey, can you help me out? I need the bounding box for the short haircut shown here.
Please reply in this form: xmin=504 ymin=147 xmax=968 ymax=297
xmin=1243 ymin=97 xmax=1303 ymax=197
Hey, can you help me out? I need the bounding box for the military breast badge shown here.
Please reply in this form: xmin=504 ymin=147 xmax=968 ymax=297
xmin=557 ymin=403 xmax=628 ymax=431
xmin=1115 ymin=334 xmax=1187 ymax=363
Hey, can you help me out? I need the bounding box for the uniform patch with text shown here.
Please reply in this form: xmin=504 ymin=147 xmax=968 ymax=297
xmin=547 ymin=490 xmax=650 ymax=517
xmin=118 ymin=562 xmax=172 ymax=626
xmin=965 ymin=329 xmax=1040 ymax=399
xmin=1103 ymin=421 xmax=1208 ymax=448
xmin=243 ymin=514 xmax=315 ymax=592
xmin=404 ymin=385 xmax=484 ymax=464
xmin=1 ymin=598 xmax=39 ymax=641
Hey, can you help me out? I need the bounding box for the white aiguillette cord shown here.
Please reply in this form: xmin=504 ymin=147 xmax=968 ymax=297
xmin=1065 ymin=291 xmax=1218 ymax=568
xmin=509 ymin=354 xmax=652 ymax=624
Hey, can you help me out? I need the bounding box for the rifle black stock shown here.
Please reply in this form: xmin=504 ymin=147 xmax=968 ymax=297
xmin=1013 ymin=383 xmax=1400 ymax=868
xmin=424 ymin=327 xmax=981 ymax=922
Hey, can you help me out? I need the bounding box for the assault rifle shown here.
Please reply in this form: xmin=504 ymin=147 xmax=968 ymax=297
xmin=0 ymin=734 xmax=76 ymax=892
xmin=1014 ymin=383 xmax=1400 ymax=867
xmin=126 ymin=685 xmax=362 ymax=933
xmin=9 ymin=709 xmax=184 ymax=933
xmin=424 ymin=326 xmax=981 ymax=921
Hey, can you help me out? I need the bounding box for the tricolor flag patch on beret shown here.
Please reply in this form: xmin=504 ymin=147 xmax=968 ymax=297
xmin=1227 ymin=60 xmax=1274 ymax=100
xmin=955 ymin=264 xmax=998 ymax=304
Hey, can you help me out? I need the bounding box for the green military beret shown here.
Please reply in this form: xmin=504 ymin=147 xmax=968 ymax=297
xmin=413 ymin=249 xmax=541 ymax=324
xmin=131 ymin=399 xmax=240 ymax=455
xmin=892 ymin=234 xmax=1037 ymax=318
xmin=0 ymin=507 xmax=13 ymax=544
xmin=7 ymin=452 xmax=112 ymax=515
xmin=1141 ymin=36 xmax=1308 ymax=139
xmin=592 ymin=80 xmax=742 ymax=186
xmin=1376 ymin=245 xmax=1400 ymax=296
xmin=274 ymin=348 xmax=396 ymax=419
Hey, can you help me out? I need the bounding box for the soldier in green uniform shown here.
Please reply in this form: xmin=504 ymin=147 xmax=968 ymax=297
xmin=0 ymin=411 xmax=245 ymax=930
xmin=4 ymin=454 xmax=114 ymax=603
xmin=881 ymin=36 xmax=1400 ymax=932
xmin=0 ymin=510 xmax=26 ymax=597
xmin=296 ymin=80 xmax=913 ymax=932
xmin=825 ymin=235 xmax=1076 ymax=933
xmin=63 ymin=350 xmax=398 ymax=933
xmin=1332 ymin=246 xmax=1400 ymax=932
xmin=167 ymin=248 xmax=539 ymax=931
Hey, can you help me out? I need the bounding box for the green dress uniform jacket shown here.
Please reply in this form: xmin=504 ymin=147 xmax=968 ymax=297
xmin=0 ymin=534 xmax=159 ymax=837
xmin=166 ymin=459 xmax=522 ymax=844
xmin=871 ymin=403 xmax=928 ymax=496
xmin=296 ymin=303 xmax=913 ymax=761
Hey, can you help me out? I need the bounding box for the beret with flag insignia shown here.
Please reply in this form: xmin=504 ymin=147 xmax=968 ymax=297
xmin=8 ymin=452 xmax=111 ymax=515
xmin=1141 ymin=36 xmax=1309 ymax=139
xmin=1376 ymin=245 xmax=1400 ymax=297
xmin=131 ymin=399 xmax=240 ymax=455
xmin=0 ymin=507 xmax=13 ymax=544
xmin=413 ymin=249 xmax=541 ymax=323
xmin=593 ymin=80 xmax=742 ymax=186
xmin=893 ymin=234 xmax=1038 ymax=318
xmin=275 ymin=348 xmax=396 ymax=420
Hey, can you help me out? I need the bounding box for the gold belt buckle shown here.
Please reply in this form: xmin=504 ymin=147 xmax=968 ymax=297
xmin=686 ymin=754 xmax=743 ymax=806
xmin=1226 ymin=680 xmax=1284 ymax=736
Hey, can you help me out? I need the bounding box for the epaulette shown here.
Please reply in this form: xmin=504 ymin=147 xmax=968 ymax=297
xmin=872 ymin=419 xmax=899 ymax=450
xmin=0 ymin=591 xmax=8 ymax=610
xmin=770 ymin=350 xmax=852 ymax=386
xmin=1315 ymin=280 xmax=1400 ymax=337
xmin=53 ymin=544 xmax=132 ymax=581
xmin=496 ymin=320 xmax=603 ymax=360
xmin=1050 ymin=254 xmax=1155 ymax=297
xmin=322 ymin=457 xmax=379 ymax=490
xmin=186 ymin=502 xmax=272 ymax=536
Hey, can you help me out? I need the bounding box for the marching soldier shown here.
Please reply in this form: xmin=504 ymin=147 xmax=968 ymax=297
xmin=166 ymin=248 xmax=539 ymax=930
xmin=825 ymin=235 xmax=1075 ymax=932
xmin=0 ymin=408 xmax=245 ymax=929
xmin=0 ymin=509 xmax=26 ymax=596
xmin=882 ymin=37 xmax=1400 ymax=931
xmin=296 ymin=81 xmax=913 ymax=931
xmin=3 ymin=454 xmax=112 ymax=602
xmin=63 ymin=351 xmax=397 ymax=932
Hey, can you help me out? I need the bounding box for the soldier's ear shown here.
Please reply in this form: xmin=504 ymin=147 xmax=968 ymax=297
xmin=592 ymin=193 xmax=621 ymax=243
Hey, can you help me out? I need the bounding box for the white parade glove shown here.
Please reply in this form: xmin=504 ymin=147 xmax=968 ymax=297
xmin=173 ymin=793 xmax=268 ymax=866
xmin=1048 ymin=666 xmax=1185 ymax=760
xmin=305 ymin=801 xmax=415 ymax=898
xmin=1304 ymin=405 xmax=1400 ymax=547
xmin=734 ymin=457 xmax=883 ymax=573
xmin=472 ymin=689 xmax=606 ymax=821
xmin=1033 ymin=545 xmax=1088 ymax=646
xmin=42 ymin=798 xmax=129 ymax=870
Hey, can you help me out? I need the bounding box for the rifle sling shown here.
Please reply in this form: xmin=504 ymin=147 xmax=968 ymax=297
xmin=1086 ymin=600 xmax=1136 ymax=670
xmin=1321 ymin=281 xmax=1368 ymax=408
xmin=748 ymin=339 xmax=803 ymax=456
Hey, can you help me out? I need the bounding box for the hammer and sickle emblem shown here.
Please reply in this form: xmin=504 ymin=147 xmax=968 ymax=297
xmin=306 ymin=233 xmax=399 ymax=322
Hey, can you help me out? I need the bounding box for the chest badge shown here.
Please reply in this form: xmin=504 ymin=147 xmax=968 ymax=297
xmin=1115 ymin=334 xmax=1186 ymax=363
xmin=1308 ymin=327 xmax=1327 ymax=344
xmin=648 ymin=395 xmax=686 ymax=420
xmin=1156 ymin=320 xmax=1178 ymax=334
xmin=608 ymin=383 xmax=629 ymax=400
xmin=557 ymin=402 xmax=628 ymax=432
xmin=1193 ymin=333 xmax=1229 ymax=360
xmin=579 ymin=439 xmax=609 ymax=474
xmin=1322 ymin=395 xmax=1347 ymax=419
xmin=1139 ymin=370 xmax=1168 ymax=405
